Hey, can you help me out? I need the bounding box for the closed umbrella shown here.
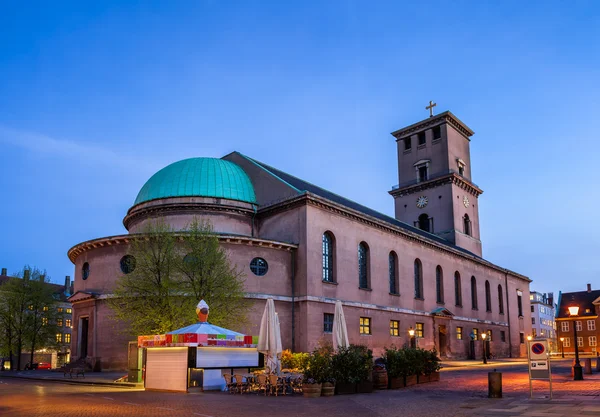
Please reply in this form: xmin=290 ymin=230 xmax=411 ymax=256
xmin=257 ymin=298 xmax=282 ymax=374
xmin=332 ymin=300 xmax=349 ymax=351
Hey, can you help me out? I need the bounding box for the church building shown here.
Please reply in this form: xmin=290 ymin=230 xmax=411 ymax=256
xmin=68 ymin=108 xmax=532 ymax=369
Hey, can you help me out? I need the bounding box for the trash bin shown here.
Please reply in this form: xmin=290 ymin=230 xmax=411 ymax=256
xmin=488 ymin=370 xmax=502 ymax=398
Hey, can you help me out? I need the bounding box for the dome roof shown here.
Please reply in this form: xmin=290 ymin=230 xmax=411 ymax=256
xmin=134 ymin=158 xmax=256 ymax=205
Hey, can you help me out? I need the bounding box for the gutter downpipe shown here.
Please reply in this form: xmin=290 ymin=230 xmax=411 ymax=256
xmin=251 ymin=205 xmax=257 ymax=237
xmin=291 ymin=249 xmax=296 ymax=352
xmin=504 ymin=270 xmax=512 ymax=358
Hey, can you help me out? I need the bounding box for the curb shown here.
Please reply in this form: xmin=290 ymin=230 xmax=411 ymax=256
xmin=0 ymin=373 xmax=142 ymax=388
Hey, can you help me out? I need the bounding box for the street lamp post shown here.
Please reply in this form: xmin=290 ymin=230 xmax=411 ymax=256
xmin=559 ymin=337 xmax=565 ymax=358
xmin=408 ymin=327 xmax=416 ymax=349
xmin=481 ymin=332 xmax=487 ymax=364
xmin=568 ymin=306 xmax=583 ymax=381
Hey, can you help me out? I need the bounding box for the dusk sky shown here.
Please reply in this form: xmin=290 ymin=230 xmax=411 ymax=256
xmin=1 ymin=1 xmax=598 ymax=295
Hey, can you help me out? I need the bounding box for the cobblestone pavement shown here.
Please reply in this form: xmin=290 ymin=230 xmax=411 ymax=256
xmin=1 ymin=363 xmax=598 ymax=417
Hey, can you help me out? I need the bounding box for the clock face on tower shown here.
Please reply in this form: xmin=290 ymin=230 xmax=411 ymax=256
xmin=463 ymin=196 xmax=470 ymax=208
xmin=416 ymin=196 xmax=428 ymax=209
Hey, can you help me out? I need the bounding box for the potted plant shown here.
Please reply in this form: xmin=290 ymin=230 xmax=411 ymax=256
xmin=414 ymin=349 xmax=429 ymax=384
xmin=404 ymin=348 xmax=418 ymax=386
xmin=321 ymin=377 xmax=336 ymax=397
xmin=372 ymin=357 xmax=388 ymax=390
xmin=353 ymin=345 xmax=374 ymax=393
xmin=384 ymin=347 xmax=406 ymax=389
xmin=303 ymin=348 xmax=332 ymax=398
xmin=424 ymin=349 xmax=441 ymax=382
xmin=332 ymin=346 xmax=357 ymax=395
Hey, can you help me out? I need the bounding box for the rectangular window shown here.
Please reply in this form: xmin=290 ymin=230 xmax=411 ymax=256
xmin=517 ymin=292 xmax=523 ymax=317
xmin=418 ymin=131 xmax=426 ymax=146
xmin=458 ymin=165 xmax=465 ymax=176
xmin=590 ymin=336 xmax=597 ymax=347
xmin=576 ymin=321 xmax=582 ymax=331
xmin=65 ymin=333 xmax=71 ymax=343
xmin=418 ymin=166 xmax=428 ymax=182
xmin=42 ymin=317 xmax=48 ymax=326
xmin=323 ymin=313 xmax=334 ymax=333
xmin=416 ymin=322 xmax=424 ymax=338
xmin=360 ymin=317 xmax=371 ymax=335
xmin=519 ymin=332 xmax=525 ymax=344
xmin=532 ymin=328 xmax=537 ymax=337
xmin=487 ymin=330 xmax=492 ymax=341
xmin=561 ymin=322 xmax=569 ymax=332
xmin=532 ymin=318 xmax=535 ymax=324
xmin=56 ymin=333 xmax=62 ymax=343
xmin=588 ymin=320 xmax=596 ymax=331
xmin=473 ymin=328 xmax=479 ymax=340
xmin=456 ymin=327 xmax=463 ymax=340
xmin=500 ymin=331 xmax=506 ymax=342
xmin=404 ymin=136 xmax=412 ymax=150
xmin=530 ymin=305 xmax=534 ymax=313
xmin=57 ymin=318 xmax=63 ymax=327
xmin=43 ymin=306 xmax=48 ymax=312
xmin=66 ymin=308 xmax=72 ymax=314
xmin=577 ymin=337 xmax=584 ymax=347
xmin=66 ymin=319 xmax=72 ymax=327
xmin=390 ymin=320 xmax=399 ymax=337
xmin=564 ymin=337 xmax=571 ymax=347
xmin=432 ymin=126 xmax=441 ymax=140
xmin=57 ymin=307 xmax=63 ymax=313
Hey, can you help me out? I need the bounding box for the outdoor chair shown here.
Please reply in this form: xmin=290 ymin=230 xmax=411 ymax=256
xmin=233 ymin=374 xmax=248 ymax=394
xmin=223 ymin=374 xmax=235 ymax=394
xmin=255 ymin=374 xmax=268 ymax=396
xmin=268 ymin=374 xmax=284 ymax=396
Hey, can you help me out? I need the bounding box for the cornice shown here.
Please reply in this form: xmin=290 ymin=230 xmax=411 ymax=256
xmin=389 ymin=173 xmax=483 ymax=198
xmin=123 ymin=201 xmax=255 ymax=230
xmin=67 ymin=233 xmax=297 ymax=264
xmin=391 ymin=111 xmax=474 ymax=140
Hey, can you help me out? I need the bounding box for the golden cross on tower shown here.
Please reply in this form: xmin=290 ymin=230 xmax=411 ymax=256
xmin=426 ymin=100 xmax=437 ymax=117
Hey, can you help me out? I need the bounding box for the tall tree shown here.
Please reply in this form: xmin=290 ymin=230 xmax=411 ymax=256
xmin=108 ymin=219 xmax=247 ymax=336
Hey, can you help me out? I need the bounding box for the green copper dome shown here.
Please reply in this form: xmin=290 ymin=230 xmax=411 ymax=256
xmin=134 ymin=158 xmax=256 ymax=205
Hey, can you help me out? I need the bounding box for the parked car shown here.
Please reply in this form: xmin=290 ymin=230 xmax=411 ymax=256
xmin=24 ymin=362 xmax=51 ymax=370
xmin=24 ymin=362 xmax=38 ymax=370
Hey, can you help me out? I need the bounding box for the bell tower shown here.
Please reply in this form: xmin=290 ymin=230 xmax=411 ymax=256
xmin=389 ymin=105 xmax=483 ymax=256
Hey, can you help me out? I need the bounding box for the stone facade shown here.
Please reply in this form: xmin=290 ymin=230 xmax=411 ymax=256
xmin=68 ymin=111 xmax=532 ymax=370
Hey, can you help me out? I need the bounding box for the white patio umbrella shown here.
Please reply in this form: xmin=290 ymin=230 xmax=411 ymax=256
xmin=332 ymin=300 xmax=349 ymax=351
xmin=257 ymin=298 xmax=282 ymax=374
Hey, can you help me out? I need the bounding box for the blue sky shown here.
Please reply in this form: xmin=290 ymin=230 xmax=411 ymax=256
xmin=1 ymin=1 xmax=598 ymax=295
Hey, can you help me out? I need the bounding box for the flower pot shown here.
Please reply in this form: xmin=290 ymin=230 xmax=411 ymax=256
xmin=321 ymin=382 xmax=335 ymax=397
xmin=405 ymin=375 xmax=417 ymax=387
xmin=335 ymin=382 xmax=356 ymax=395
xmin=372 ymin=368 xmax=388 ymax=390
xmin=429 ymin=372 xmax=440 ymax=382
xmin=417 ymin=374 xmax=430 ymax=384
xmin=356 ymin=380 xmax=373 ymax=393
xmin=388 ymin=376 xmax=405 ymax=389
xmin=303 ymin=382 xmax=322 ymax=398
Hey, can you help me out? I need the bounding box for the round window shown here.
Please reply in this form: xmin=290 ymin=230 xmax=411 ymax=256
xmin=82 ymin=262 xmax=90 ymax=280
xmin=120 ymin=255 xmax=136 ymax=274
xmin=250 ymin=257 xmax=268 ymax=276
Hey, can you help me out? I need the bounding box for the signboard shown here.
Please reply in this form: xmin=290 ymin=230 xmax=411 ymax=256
xmin=527 ymin=339 xmax=552 ymax=398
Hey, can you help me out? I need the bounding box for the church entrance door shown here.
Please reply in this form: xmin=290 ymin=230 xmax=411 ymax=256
xmin=438 ymin=325 xmax=447 ymax=357
xmin=80 ymin=317 xmax=89 ymax=359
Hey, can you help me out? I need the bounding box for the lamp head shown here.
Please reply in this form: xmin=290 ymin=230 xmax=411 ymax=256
xmin=481 ymin=333 xmax=487 ymax=340
xmin=568 ymin=306 xmax=580 ymax=316
xmin=408 ymin=327 xmax=415 ymax=337
xmin=527 ymin=335 xmax=532 ymax=341
xmin=560 ymin=337 xmax=564 ymax=342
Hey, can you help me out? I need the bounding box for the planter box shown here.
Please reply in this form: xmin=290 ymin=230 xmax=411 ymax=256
xmin=356 ymin=380 xmax=373 ymax=393
xmin=303 ymin=383 xmax=322 ymax=398
xmin=388 ymin=377 xmax=405 ymax=389
xmin=405 ymin=375 xmax=417 ymax=387
xmin=321 ymin=382 xmax=335 ymax=397
xmin=429 ymin=372 xmax=440 ymax=382
xmin=335 ymin=382 xmax=356 ymax=395
xmin=417 ymin=374 xmax=430 ymax=384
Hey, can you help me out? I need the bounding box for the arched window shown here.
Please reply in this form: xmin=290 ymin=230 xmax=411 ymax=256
xmin=389 ymin=251 xmax=399 ymax=295
xmin=463 ymin=214 xmax=471 ymax=236
xmin=414 ymin=259 xmax=423 ymax=299
xmin=358 ymin=242 xmax=370 ymax=289
xmin=498 ymin=284 xmax=504 ymax=314
xmin=418 ymin=213 xmax=431 ymax=233
xmin=322 ymin=232 xmax=335 ymax=283
xmin=471 ymin=276 xmax=478 ymax=310
xmin=436 ymin=265 xmax=444 ymax=304
xmin=454 ymin=271 xmax=462 ymax=306
xmin=485 ymin=280 xmax=491 ymax=312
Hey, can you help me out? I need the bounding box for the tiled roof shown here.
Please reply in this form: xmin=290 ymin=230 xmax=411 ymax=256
xmin=556 ymin=289 xmax=600 ymax=319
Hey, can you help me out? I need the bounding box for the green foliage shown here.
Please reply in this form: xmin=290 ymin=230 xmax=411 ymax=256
xmin=108 ymin=218 xmax=247 ymax=336
xmin=303 ymin=347 xmax=333 ymax=383
xmin=383 ymin=346 xmax=441 ymax=377
xmin=281 ymin=349 xmax=310 ymax=371
xmin=332 ymin=344 xmax=373 ymax=384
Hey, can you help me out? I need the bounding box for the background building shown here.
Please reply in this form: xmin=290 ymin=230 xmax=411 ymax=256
xmin=530 ymin=290 xmax=556 ymax=350
xmin=556 ymin=284 xmax=599 ymax=355
xmin=68 ymin=110 xmax=532 ymax=370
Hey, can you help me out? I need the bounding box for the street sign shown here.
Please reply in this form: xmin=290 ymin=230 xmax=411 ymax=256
xmin=530 ymin=342 xmax=546 ymax=360
xmin=527 ymin=339 xmax=552 ymax=398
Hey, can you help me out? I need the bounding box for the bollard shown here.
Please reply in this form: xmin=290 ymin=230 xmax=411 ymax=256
xmin=596 ymin=357 xmax=600 ymax=372
xmin=584 ymin=358 xmax=592 ymax=375
xmin=488 ymin=369 xmax=502 ymax=398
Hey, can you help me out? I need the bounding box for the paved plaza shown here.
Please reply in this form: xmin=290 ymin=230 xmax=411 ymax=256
xmin=1 ymin=361 xmax=599 ymax=417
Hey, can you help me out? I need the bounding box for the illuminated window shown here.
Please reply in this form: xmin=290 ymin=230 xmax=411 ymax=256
xmin=57 ymin=307 xmax=63 ymax=313
xmin=456 ymin=327 xmax=463 ymax=340
xmin=563 ymin=337 xmax=571 ymax=347
xmin=28 ymin=305 xmax=33 ymax=310
xmin=65 ymin=333 xmax=71 ymax=343
xmin=57 ymin=318 xmax=63 ymax=327
xmin=56 ymin=333 xmax=62 ymax=343
xmin=561 ymin=322 xmax=569 ymax=332
xmin=43 ymin=306 xmax=48 ymax=312
xmin=323 ymin=313 xmax=334 ymax=333
xmin=577 ymin=337 xmax=584 ymax=347
xmin=66 ymin=308 xmax=72 ymax=314
xmin=590 ymin=336 xmax=597 ymax=347
xmin=576 ymin=321 xmax=582 ymax=332
xmin=416 ymin=322 xmax=424 ymax=338
xmin=588 ymin=320 xmax=596 ymax=331
xmin=487 ymin=330 xmax=492 ymax=341
xmin=359 ymin=317 xmax=371 ymax=335
xmin=473 ymin=328 xmax=479 ymax=340
xmin=42 ymin=317 xmax=48 ymax=326
xmin=390 ymin=320 xmax=399 ymax=337
xmin=65 ymin=319 xmax=72 ymax=327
